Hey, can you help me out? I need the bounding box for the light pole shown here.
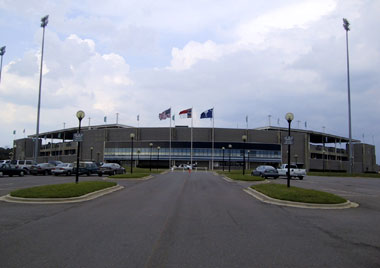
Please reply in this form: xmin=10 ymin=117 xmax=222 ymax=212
xmin=75 ymin=110 xmax=85 ymax=184
xmin=247 ymin=150 xmax=250 ymax=171
xmin=13 ymin=144 xmax=17 ymax=160
xmin=222 ymin=147 xmax=225 ymax=171
xmin=242 ymin=135 xmax=247 ymax=175
xmin=130 ymin=133 xmax=135 ymax=173
xmin=149 ymin=143 xmax=153 ymax=171
xmin=285 ymin=112 xmax=294 ymax=188
xmin=228 ymin=144 xmax=232 ymax=172
xmin=343 ymin=18 xmax=353 ymax=174
xmin=0 ymin=46 xmax=6 ymax=84
xmin=137 ymin=149 xmax=140 ymax=167
xmin=90 ymin=146 xmax=94 ymax=162
xmin=34 ymin=15 xmax=49 ymax=163
xmin=157 ymin=146 xmax=160 ymax=171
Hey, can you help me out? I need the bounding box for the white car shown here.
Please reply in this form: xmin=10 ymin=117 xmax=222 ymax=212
xmin=10 ymin=160 xmax=37 ymax=173
xmin=51 ymin=163 xmax=74 ymax=176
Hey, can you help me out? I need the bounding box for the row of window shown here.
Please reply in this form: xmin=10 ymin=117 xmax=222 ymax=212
xmin=104 ymin=147 xmax=281 ymax=159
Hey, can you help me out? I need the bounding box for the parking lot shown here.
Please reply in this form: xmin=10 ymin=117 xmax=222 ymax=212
xmin=0 ymin=172 xmax=380 ymax=267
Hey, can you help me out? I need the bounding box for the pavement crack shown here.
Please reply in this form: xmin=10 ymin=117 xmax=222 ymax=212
xmin=315 ymin=225 xmax=380 ymax=252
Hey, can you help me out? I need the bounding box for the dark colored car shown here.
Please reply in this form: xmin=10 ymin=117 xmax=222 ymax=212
xmin=72 ymin=162 xmax=99 ymax=176
xmin=251 ymin=165 xmax=279 ymax=179
xmin=98 ymin=163 xmax=125 ymax=176
xmin=29 ymin=163 xmax=56 ymax=175
xmin=0 ymin=163 xmax=26 ymax=177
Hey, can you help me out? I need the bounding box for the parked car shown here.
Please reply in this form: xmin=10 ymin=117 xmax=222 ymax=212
xmin=0 ymin=160 xmax=11 ymax=165
xmin=29 ymin=163 xmax=56 ymax=175
xmin=277 ymin=164 xmax=306 ymax=180
xmin=178 ymin=164 xmax=194 ymax=170
xmin=48 ymin=160 xmax=63 ymax=166
xmin=10 ymin=160 xmax=37 ymax=173
xmin=72 ymin=162 xmax=99 ymax=176
xmin=0 ymin=163 xmax=26 ymax=177
xmin=251 ymin=165 xmax=279 ymax=179
xmin=98 ymin=163 xmax=125 ymax=176
xmin=51 ymin=163 xmax=74 ymax=176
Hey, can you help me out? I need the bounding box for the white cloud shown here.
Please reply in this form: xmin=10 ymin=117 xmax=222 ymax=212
xmin=1 ymin=0 xmax=380 ymax=162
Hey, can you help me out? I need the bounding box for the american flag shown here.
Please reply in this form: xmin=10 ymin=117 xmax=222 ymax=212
xmin=159 ymin=108 xmax=171 ymax=120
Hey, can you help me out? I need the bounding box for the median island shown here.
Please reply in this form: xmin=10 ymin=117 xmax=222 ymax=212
xmin=217 ymin=170 xmax=265 ymax=182
xmin=251 ymin=183 xmax=347 ymax=204
xmin=107 ymin=168 xmax=164 ymax=179
xmin=10 ymin=181 xmax=117 ymax=198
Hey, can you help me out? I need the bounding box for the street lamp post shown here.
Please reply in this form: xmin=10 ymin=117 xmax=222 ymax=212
xmin=149 ymin=143 xmax=153 ymax=171
xmin=343 ymin=18 xmax=353 ymax=174
xmin=247 ymin=150 xmax=250 ymax=171
xmin=0 ymin=46 xmax=6 ymax=84
xmin=130 ymin=133 xmax=135 ymax=173
xmin=285 ymin=112 xmax=294 ymax=188
xmin=75 ymin=110 xmax=85 ymax=184
xmin=137 ymin=149 xmax=140 ymax=167
xmin=242 ymin=135 xmax=247 ymax=175
xmin=222 ymin=147 xmax=225 ymax=171
xmin=228 ymin=144 xmax=232 ymax=172
xmin=13 ymin=144 xmax=17 ymax=160
xmin=34 ymin=15 xmax=49 ymax=163
xmin=90 ymin=146 xmax=94 ymax=162
xmin=157 ymin=146 xmax=160 ymax=171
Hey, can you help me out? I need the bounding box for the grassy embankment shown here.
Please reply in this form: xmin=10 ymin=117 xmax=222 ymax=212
xmin=10 ymin=181 xmax=116 ymax=198
xmin=252 ymin=183 xmax=346 ymax=204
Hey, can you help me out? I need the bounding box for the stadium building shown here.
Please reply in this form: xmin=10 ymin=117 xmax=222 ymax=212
xmin=12 ymin=124 xmax=377 ymax=173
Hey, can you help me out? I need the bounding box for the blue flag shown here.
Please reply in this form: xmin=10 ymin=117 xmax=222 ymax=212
xmin=200 ymin=108 xmax=213 ymax=119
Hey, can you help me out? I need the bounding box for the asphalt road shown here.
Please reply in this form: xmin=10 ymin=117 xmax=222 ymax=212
xmin=0 ymin=172 xmax=380 ymax=268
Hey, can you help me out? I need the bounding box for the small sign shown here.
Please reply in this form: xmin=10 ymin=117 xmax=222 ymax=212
xmin=73 ymin=133 xmax=83 ymax=142
xmin=284 ymin=136 xmax=294 ymax=145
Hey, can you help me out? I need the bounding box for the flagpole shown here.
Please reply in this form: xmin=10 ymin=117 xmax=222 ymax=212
xmin=212 ymin=107 xmax=214 ymax=171
xmin=169 ymin=108 xmax=172 ymax=169
xmin=191 ymin=107 xmax=193 ymax=167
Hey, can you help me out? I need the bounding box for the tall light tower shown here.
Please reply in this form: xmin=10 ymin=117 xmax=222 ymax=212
xmin=343 ymin=18 xmax=353 ymax=174
xmin=34 ymin=15 xmax=49 ymax=163
xmin=0 ymin=46 xmax=6 ymax=84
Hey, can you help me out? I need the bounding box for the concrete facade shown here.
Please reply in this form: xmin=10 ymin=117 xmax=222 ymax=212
xmin=12 ymin=124 xmax=377 ymax=173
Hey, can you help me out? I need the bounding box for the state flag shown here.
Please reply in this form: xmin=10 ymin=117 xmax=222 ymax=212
xmin=179 ymin=108 xmax=192 ymax=118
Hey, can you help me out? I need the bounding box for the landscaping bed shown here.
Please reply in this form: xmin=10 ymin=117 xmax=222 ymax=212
xmin=217 ymin=171 xmax=265 ymax=181
xmin=10 ymin=181 xmax=117 ymax=198
xmin=251 ymin=183 xmax=346 ymax=204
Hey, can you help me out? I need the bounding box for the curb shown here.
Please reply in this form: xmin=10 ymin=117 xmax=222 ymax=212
xmin=216 ymin=173 xmax=270 ymax=184
xmin=244 ymin=187 xmax=359 ymax=209
xmin=0 ymin=185 xmax=124 ymax=204
xmin=104 ymin=175 xmax=153 ymax=181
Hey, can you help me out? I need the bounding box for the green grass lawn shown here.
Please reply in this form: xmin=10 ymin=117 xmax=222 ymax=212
xmin=216 ymin=170 xmax=265 ymax=181
xmin=308 ymin=172 xmax=380 ymax=178
xmin=109 ymin=167 xmax=165 ymax=179
xmin=10 ymin=181 xmax=117 ymax=198
xmin=109 ymin=173 xmax=151 ymax=179
xmin=252 ymin=183 xmax=347 ymax=204
xmin=122 ymin=167 xmax=166 ymax=174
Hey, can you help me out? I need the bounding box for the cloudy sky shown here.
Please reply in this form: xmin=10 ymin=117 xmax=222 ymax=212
xmin=0 ymin=0 xmax=379 ymax=162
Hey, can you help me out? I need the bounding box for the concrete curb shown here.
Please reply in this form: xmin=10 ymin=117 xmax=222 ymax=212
xmin=0 ymin=185 xmax=124 ymax=204
xmin=215 ymin=172 xmax=270 ymax=184
xmin=244 ymin=187 xmax=359 ymax=209
xmin=104 ymin=175 xmax=153 ymax=181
